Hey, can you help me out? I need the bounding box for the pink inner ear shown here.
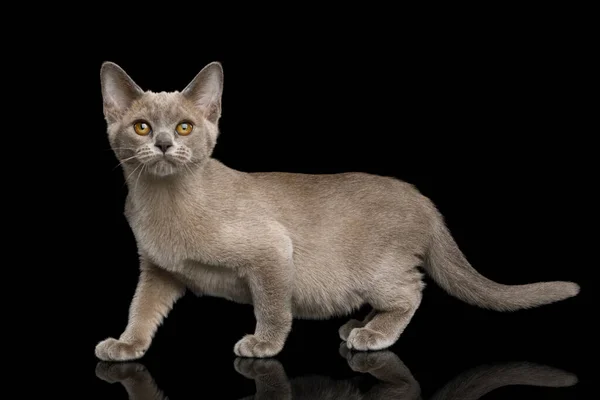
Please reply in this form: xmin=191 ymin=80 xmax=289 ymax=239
xmin=186 ymin=84 xmax=222 ymax=123
xmin=203 ymin=102 xmax=221 ymax=123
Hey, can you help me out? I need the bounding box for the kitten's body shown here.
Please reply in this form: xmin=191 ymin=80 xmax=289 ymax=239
xmin=95 ymin=61 xmax=579 ymax=361
xmin=125 ymin=158 xmax=429 ymax=320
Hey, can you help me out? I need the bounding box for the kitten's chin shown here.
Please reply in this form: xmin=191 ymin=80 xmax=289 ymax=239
xmin=148 ymin=160 xmax=178 ymax=177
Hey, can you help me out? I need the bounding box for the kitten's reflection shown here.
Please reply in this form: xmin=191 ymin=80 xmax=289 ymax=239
xmin=95 ymin=363 xmax=165 ymax=400
xmin=95 ymin=344 xmax=577 ymax=399
xmin=234 ymin=345 xmax=421 ymax=400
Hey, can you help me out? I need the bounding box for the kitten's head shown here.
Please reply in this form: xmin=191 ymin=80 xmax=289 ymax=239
xmin=100 ymin=62 xmax=223 ymax=178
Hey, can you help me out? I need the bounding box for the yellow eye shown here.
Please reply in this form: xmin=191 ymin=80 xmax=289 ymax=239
xmin=176 ymin=122 xmax=193 ymax=136
xmin=133 ymin=121 xmax=151 ymax=136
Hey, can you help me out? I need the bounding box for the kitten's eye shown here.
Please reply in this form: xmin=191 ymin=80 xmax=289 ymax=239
xmin=134 ymin=122 xmax=151 ymax=136
xmin=176 ymin=122 xmax=193 ymax=136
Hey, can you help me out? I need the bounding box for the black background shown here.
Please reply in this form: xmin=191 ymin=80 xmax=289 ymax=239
xmin=38 ymin=11 xmax=593 ymax=399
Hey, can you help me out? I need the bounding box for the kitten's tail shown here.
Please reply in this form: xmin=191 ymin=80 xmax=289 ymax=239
xmin=423 ymin=212 xmax=580 ymax=311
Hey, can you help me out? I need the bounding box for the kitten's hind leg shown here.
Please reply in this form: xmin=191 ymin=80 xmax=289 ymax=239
xmin=339 ymin=309 xmax=376 ymax=341
xmin=346 ymin=267 xmax=423 ymax=351
xmin=233 ymin=236 xmax=294 ymax=358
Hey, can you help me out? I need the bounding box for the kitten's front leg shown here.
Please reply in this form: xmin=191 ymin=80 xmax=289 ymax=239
xmin=234 ymin=253 xmax=293 ymax=358
xmin=95 ymin=260 xmax=186 ymax=361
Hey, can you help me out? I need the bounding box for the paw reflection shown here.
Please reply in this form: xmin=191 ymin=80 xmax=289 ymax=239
xmin=96 ymin=345 xmax=578 ymax=399
xmin=338 ymin=343 xmax=421 ymax=399
xmin=95 ymin=362 xmax=165 ymax=400
xmin=233 ymin=345 xmax=421 ymax=399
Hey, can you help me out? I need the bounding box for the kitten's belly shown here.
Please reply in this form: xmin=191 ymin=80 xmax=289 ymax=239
xmin=290 ymin=251 xmax=367 ymax=319
xmin=291 ymin=284 xmax=365 ymax=320
xmin=172 ymin=261 xmax=253 ymax=304
xmin=165 ymin=261 xmax=364 ymax=319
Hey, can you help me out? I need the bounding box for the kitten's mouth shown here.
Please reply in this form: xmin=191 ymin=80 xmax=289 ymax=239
xmin=147 ymin=154 xmax=177 ymax=166
xmin=157 ymin=156 xmax=175 ymax=164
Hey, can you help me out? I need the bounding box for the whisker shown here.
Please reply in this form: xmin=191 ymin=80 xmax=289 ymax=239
xmin=137 ymin=155 xmax=157 ymax=164
xmin=112 ymin=155 xmax=138 ymax=170
xmin=123 ymin=163 xmax=144 ymax=187
xmin=135 ymin=164 xmax=145 ymax=192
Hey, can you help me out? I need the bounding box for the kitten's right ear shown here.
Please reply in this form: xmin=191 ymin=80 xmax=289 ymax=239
xmin=100 ymin=62 xmax=143 ymax=122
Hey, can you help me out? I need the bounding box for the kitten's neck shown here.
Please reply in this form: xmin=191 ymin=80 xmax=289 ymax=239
xmin=123 ymin=158 xmax=242 ymax=202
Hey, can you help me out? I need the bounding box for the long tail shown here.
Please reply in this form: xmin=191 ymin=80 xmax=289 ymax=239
xmin=423 ymin=213 xmax=580 ymax=311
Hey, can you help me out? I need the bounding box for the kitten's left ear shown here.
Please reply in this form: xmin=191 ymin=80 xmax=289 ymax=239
xmin=182 ymin=62 xmax=224 ymax=124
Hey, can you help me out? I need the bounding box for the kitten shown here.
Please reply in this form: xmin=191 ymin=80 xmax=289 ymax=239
xmin=95 ymin=61 xmax=580 ymax=361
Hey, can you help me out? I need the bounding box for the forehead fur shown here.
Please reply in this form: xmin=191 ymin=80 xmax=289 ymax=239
xmin=125 ymin=91 xmax=200 ymax=124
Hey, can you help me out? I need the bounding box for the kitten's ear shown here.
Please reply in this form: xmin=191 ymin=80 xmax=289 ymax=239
xmin=100 ymin=62 xmax=143 ymax=122
xmin=182 ymin=62 xmax=224 ymax=124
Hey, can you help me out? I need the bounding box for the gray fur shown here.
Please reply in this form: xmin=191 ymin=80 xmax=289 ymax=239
xmin=95 ymin=61 xmax=580 ymax=361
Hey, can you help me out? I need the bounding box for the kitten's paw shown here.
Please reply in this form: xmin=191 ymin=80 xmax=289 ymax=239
xmin=339 ymin=319 xmax=365 ymax=341
xmin=95 ymin=337 xmax=148 ymax=362
xmin=234 ymin=357 xmax=283 ymax=379
xmin=234 ymin=334 xmax=282 ymax=358
xmin=346 ymin=328 xmax=392 ymax=351
xmin=95 ymin=362 xmax=148 ymax=383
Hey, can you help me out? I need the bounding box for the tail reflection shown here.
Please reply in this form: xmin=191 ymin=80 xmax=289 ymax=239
xmin=95 ymin=343 xmax=577 ymax=399
xmin=429 ymin=361 xmax=578 ymax=400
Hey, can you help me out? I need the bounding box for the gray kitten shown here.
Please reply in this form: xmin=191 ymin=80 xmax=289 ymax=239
xmin=95 ymin=61 xmax=580 ymax=361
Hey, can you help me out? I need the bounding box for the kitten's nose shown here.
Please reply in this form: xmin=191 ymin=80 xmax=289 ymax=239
xmin=154 ymin=139 xmax=173 ymax=154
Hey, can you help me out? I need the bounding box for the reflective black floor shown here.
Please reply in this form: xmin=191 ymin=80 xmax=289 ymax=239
xmin=82 ymin=297 xmax=587 ymax=399
xmin=92 ymin=345 xmax=579 ymax=399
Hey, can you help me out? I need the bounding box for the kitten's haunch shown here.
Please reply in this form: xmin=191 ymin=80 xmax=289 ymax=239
xmin=95 ymin=61 xmax=580 ymax=361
